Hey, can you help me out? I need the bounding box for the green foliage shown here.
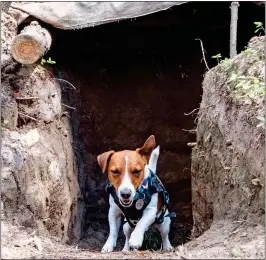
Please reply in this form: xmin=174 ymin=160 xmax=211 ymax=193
xmin=227 ymin=73 xmax=265 ymax=103
xmin=254 ymin=21 xmax=265 ymax=34
xmin=219 ymin=57 xmax=232 ymax=66
xmin=41 ymin=58 xmax=46 ymax=65
xmin=41 ymin=57 xmax=56 ymax=66
xmin=212 ymin=54 xmax=222 ymax=59
xmin=211 ymin=53 xmax=222 ymax=63
xmin=241 ymin=48 xmax=252 ymax=55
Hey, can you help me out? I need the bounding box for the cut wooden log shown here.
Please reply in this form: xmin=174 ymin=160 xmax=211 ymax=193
xmin=11 ymin=21 xmax=52 ymax=65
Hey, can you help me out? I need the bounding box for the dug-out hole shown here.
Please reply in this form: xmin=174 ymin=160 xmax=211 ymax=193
xmin=29 ymin=1 xmax=263 ymax=250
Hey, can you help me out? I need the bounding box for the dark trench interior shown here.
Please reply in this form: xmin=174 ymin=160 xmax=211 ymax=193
xmin=28 ymin=2 xmax=264 ymax=250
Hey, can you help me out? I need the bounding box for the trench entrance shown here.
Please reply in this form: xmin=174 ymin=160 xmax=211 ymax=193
xmin=41 ymin=1 xmax=264 ymax=251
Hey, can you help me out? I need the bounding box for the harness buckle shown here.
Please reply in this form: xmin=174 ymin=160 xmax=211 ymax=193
xmin=131 ymin=220 xmax=139 ymax=225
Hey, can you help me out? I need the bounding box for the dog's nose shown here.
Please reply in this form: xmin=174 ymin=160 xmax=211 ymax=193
xmin=120 ymin=188 xmax=132 ymax=199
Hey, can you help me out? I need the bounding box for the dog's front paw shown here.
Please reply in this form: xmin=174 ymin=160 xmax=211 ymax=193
xmin=162 ymin=239 xmax=173 ymax=252
xmin=122 ymin=243 xmax=130 ymax=252
xmin=129 ymin=230 xmax=144 ymax=249
xmin=101 ymin=240 xmax=115 ymax=253
xmin=163 ymin=245 xmax=173 ymax=252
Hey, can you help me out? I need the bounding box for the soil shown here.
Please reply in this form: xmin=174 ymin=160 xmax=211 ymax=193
xmin=191 ymin=36 xmax=265 ymax=237
xmin=1 ymin=2 xmax=265 ymax=259
xmin=2 ymin=219 xmax=264 ymax=259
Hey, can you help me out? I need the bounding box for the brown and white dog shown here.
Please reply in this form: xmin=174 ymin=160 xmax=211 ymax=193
xmin=97 ymin=135 xmax=173 ymax=252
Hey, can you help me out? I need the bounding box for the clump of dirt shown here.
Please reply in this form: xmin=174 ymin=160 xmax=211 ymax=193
xmin=191 ymin=36 xmax=265 ymax=238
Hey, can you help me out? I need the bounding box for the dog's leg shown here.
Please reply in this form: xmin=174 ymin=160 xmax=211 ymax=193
xmin=101 ymin=196 xmax=122 ymax=253
xmin=122 ymin=221 xmax=134 ymax=252
xmin=155 ymin=210 xmax=173 ymax=252
xmin=116 ymin=217 xmax=122 ymax=233
xmin=128 ymin=194 xmax=158 ymax=249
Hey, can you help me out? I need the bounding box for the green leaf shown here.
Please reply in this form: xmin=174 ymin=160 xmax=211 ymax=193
xmin=227 ymin=73 xmax=238 ymax=83
xmin=41 ymin=58 xmax=46 ymax=65
xmin=255 ymin=28 xmax=260 ymax=33
xmin=211 ymin=53 xmax=222 ymax=59
xmin=254 ymin=21 xmax=262 ymax=26
xmin=241 ymin=49 xmax=251 ymax=55
xmin=256 ymin=116 xmax=265 ymax=122
xmin=243 ymin=84 xmax=251 ymax=90
xmin=238 ymin=75 xmax=247 ymax=80
xmin=46 ymin=57 xmax=56 ymax=65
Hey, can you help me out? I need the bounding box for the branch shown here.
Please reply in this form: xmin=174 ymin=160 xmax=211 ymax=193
xmin=184 ymin=108 xmax=199 ymax=116
xmin=195 ymin=38 xmax=210 ymax=71
xmin=18 ymin=112 xmax=37 ymax=121
xmin=61 ymin=103 xmax=76 ymax=110
xmin=15 ymin=96 xmax=39 ymax=100
xmin=55 ymin=78 xmax=76 ymax=90
xmin=182 ymin=128 xmax=196 ymax=133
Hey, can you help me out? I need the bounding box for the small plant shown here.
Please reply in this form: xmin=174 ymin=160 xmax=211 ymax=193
xmin=241 ymin=48 xmax=252 ymax=55
xmin=211 ymin=53 xmax=222 ymax=64
xmin=256 ymin=116 xmax=265 ymax=129
xmin=227 ymin=73 xmax=265 ymax=103
xmin=41 ymin=57 xmax=56 ymax=66
xmin=220 ymin=57 xmax=232 ymax=65
xmin=254 ymin=21 xmax=265 ymax=34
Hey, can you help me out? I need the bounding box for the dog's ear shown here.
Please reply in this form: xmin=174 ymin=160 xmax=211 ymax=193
xmin=136 ymin=135 xmax=156 ymax=161
xmin=97 ymin=150 xmax=115 ymax=173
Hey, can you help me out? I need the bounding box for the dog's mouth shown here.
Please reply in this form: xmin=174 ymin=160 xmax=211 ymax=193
xmin=119 ymin=199 xmax=133 ymax=207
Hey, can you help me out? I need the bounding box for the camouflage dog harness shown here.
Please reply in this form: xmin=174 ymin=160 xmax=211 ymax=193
xmin=106 ymin=168 xmax=176 ymax=228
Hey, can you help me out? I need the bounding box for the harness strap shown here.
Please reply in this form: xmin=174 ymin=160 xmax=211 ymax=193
xmin=124 ymin=214 xmax=137 ymax=228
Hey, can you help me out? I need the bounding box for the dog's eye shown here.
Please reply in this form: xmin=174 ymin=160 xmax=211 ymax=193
xmin=111 ymin=169 xmax=120 ymax=175
xmin=132 ymin=169 xmax=141 ymax=175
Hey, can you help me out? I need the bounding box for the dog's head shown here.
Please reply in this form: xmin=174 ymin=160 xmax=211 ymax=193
xmin=97 ymin=135 xmax=156 ymax=207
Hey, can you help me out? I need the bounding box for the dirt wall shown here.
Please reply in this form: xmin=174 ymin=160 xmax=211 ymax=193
xmin=191 ymin=36 xmax=265 ymax=237
xmin=1 ymin=12 xmax=85 ymax=244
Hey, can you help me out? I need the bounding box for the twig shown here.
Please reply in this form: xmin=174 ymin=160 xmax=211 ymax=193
xmin=15 ymin=96 xmax=39 ymax=100
xmin=184 ymin=108 xmax=199 ymax=116
xmin=55 ymin=78 xmax=76 ymax=90
xmin=195 ymin=38 xmax=210 ymax=71
xmin=187 ymin=142 xmax=197 ymax=147
xmin=182 ymin=128 xmax=196 ymax=133
xmin=61 ymin=103 xmax=76 ymax=110
xmin=203 ymin=104 xmax=215 ymax=109
xmin=229 ymin=214 xmax=258 ymax=236
xmin=18 ymin=112 xmax=37 ymax=121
